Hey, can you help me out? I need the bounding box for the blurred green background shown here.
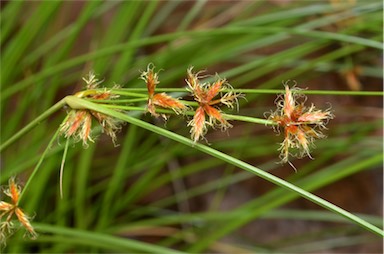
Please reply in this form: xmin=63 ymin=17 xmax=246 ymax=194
xmin=1 ymin=1 xmax=382 ymax=253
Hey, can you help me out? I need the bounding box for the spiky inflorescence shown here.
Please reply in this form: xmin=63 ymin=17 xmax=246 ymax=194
xmin=268 ymin=82 xmax=334 ymax=165
xmin=60 ymin=110 xmax=94 ymax=146
xmin=141 ymin=64 xmax=187 ymax=119
xmin=60 ymin=71 xmax=123 ymax=146
xmin=186 ymin=67 xmax=241 ymax=142
xmin=1 ymin=178 xmax=37 ymax=246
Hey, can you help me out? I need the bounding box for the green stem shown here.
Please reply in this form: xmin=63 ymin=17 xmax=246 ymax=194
xmin=87 ymin=98 xmax=148 ymax=104
xmin=0 ymin=98 xmax=66 ymax=152
xmin=90 ymin=103 xmax=276 ymax=125
xmin=224 ymin=114 xmax=276 ymax=125
xmin=109 ymin=90 xmax=148 ymax=97
xmin=63 ymin=96 xmax=384 ymax=237
xmin=17 ymin=127 xmax=62 ymax=205
xmin=112 ymin=88 xmax=384 ymax=96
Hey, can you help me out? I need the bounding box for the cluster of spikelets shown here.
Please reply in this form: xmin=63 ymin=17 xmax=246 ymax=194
xmin=140 ymin=64 xmax=187 ymax=119
xmin=1 ymin=66 xmax=334 ymax=245
xmin=59 ymin=71 xmax=123 ymax=147
xmin=58 ymin=65 xmax=333 ymax=164
xmin=0 ymin=178 xmax=37 ymax=246
xmin=140 ymin=65 xmax=242 ymax=142
xmin=267 ymin=82 xmax=334 ymax=167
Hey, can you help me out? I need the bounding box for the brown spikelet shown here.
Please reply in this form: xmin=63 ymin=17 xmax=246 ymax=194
xmin=203 ymin=105 xmax=230 ymax=128
xmin=153 ymin=93 xmax=187 ymax=114
xmin=188 ymin=106 xmax=207 ymax=142
xmin=1 ymin=178 xmax=38 ymax=244
xmin=8 ymin=178 xmax=20 ymax=205
xmin=267 ymin=82 xmax=334 ymax=165
xmin=61 ymin=71 xmax=123 ymax=146
xmin=205 ymin=79 xmax=224 ymax=102
xmin=187 ymin=67 xmax=242 ymax=142
xmin=15 ymin=208 xmax=37 ymax=239
xmin=141 ymin=64 xmax=187 ymax=118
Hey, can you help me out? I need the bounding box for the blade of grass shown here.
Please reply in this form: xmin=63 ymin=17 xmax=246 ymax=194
xmin=187 ymin=152 xmax=382 ymax=252
xmin=1 ymin=2 xmax=62 ymax=85
xmin=32 ymin=223 xmax=185 ymax=254
xmin=176 ymin=0 xmax=207 ymax=32
xmin=97 ymin=125 xmax=138 ymax=230
xmin=110 ymin=1 xmax=158 ymax=81
xmin=75 ymin=141 xmax=97 ymax=229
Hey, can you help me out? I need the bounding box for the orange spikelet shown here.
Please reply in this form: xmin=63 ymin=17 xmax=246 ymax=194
xmin=1 ymin=178 xmax=38 ymax=244
xmin=66 ymin=110 xmax=85 ymax=137
xmin=298 ymin=105 xmax=333 ymax=124
xmin=141 ymin=64 xmax=187 ymax=118
xmin=205 ymin=79 xmax=224 ymax=102
xmin=15 ymin=208 xmax=37 ymax=239
xmin=186 ymin=67 xmax=242 ymax=142
xmin=61 ymin=71 xmax=122 ymax=146
xmin=203 ymin=105 xmax=230 ymax=128
xmin=8 ymin=178 xmax=20 ymax=205
xmin=283 ymin=85 xmax=295 ymax=118
xmin=140 ymin=63 xmax=159 ymax=99
xmin=81 ymin=112 xmax=93 ymax=145
xmin=188 ymin=106 xmax=207 ymax=142
xmin=60 ymin=110 xmax=94 ymax=145
xmin=153 ymin=93 xmax=187 ymax=114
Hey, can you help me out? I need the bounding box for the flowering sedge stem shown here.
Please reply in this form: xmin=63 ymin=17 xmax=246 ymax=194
xmin=62 ymin=96 xmax=384 ymax=237
xmin=0 ymin=98 xmax=67 ymax=152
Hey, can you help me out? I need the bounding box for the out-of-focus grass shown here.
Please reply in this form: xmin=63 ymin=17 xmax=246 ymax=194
xmin=1 ymin=1 xmax=382 ymax=253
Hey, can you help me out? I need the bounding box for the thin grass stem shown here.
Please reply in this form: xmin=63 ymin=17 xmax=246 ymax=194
xmin=0 ymin=98 xmax=66 ymax=152
xmin=112 ymin=88 xmax=384 ymax=96
xmin=17 ymin=127 xmax=62 ymax=205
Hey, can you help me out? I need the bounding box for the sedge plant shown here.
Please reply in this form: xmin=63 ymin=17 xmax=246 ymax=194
xmin=1 ymin=65 xmax=382 ymax=248
xmin=1 ymin=1 xmax=383 ymax=253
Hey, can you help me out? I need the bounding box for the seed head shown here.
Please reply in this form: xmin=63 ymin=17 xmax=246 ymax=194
xmin=61 ymin=71 xmax=123 ymax=146
xmin=187 ymin=67 xmax=241 ymax=142
xmin=1 ymin=178 xmax=37 ymax=246
xmin=141 ymin=64 xmax=187 ymax=118
xmin=60 ymin=110 xmax=94 ymax=146
xmin=188 ymin=106 xmax=208 ymax=143
xmin=267 ymin=82 xmax=334 ymax=166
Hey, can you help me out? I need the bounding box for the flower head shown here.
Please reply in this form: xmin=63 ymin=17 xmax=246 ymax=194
xmin=141 ymin=64 xmax=187 ymax=119
xmin=60 ymin=109 xmax=94 ymax=146
xmin=1 ymin=178 xmax=37 ymax=246
xmin=60 ymin=71 xmax=123 ymax=146
xmin=268 ymin=82 xmax=334 ymax=166
xmin=187 ymin=67 xmax=242 ymax=142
